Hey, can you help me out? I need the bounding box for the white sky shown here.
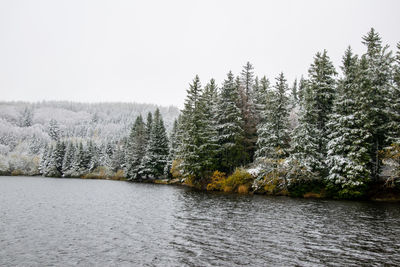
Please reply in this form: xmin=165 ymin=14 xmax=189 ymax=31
xmin=0 ymin=0 xmax=399 ymax=108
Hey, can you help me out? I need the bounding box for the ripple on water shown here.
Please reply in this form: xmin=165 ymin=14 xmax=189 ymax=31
xmin=0 ymin=176 xmax=400 ymax=266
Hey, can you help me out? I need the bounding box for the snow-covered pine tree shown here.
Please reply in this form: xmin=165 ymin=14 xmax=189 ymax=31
xmin=290 ymin=50 xmax=337 ymax=178
xmin=70 ymin=142 xmax=87 ymax=177
xmin=326 ymin=47 xmax=371 ymax=197
xmin=177 ymin=75 xmax=206 ymax=179
xmin=388 ymin=42 xmax=400 ymax=144
xmin=164 ymin=118 xmax=179 ymax=177
xmin=358 ymin=28 xmax=394 ymax=178
xmin=145 ymin=111 xmax=153 ymax=145
xmin=62 ymin=141 xmax=75 ymax=176
xmin=197 ymin=78 xmax=220 ymax=175
xmin=48 ymin=119 xmax=61 ymax=141
xmin=53 ymin=140 xmax=66 ymax=175
xmin=253 ymin=76 xmax=271 ymax=123
xmin=141 ymin=109 xmax=169 ymax=178
xmin=125 ymin=115 xmax=147 ymax=180
xmin=99 ymin=141 xmax=114 ymax=171
xmin=255 ymin=72 xmax=291 ymax=161
xmin=291 ymin=78 xmax=298 ymax=107
xmin=86 ymin=140 xmax=99 ymax=172
xmin=111 ymin=142 xmax=125 ymax=173
xmin=39 ymin=144 xmax=49 ymax=175
xmin=43 ymin=144 xmax=61 ymax=177
xmin=297 ymin=75 xmax=306 ymax=102
xmin=215 ymin=71 xmax=245 ymax=173
xmin=239 ymin=62 xmax=257 ymax=163
xmin=19 ymin=107 xmax=33 ymax=127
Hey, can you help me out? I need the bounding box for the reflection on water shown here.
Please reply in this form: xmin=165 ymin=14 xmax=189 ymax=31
xmin=0 ymin=176 xmax=399 ymax=266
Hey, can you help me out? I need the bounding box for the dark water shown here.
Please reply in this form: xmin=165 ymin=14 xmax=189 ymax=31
xmin=1 ymin=177 xmax=400 ymax=266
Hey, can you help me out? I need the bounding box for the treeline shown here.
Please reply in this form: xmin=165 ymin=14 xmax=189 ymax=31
xmin=0 ymin=101 xmax=179 ymax=176
xmin=39 ymin=108 xmax=170 ymax=180
xmin=171 ymin=28 xmax=400 ymax=198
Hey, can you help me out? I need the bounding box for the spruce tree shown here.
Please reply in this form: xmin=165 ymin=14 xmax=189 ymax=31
xmin=125 ymin=115 xmax=147 ymax=179
xmin=19 ymin=107 xmax=33 ymax=127
xmin=389 ymin=42 xmax=400 ymax=144
xmin=141 ymin=109 xmax=169 ymax=178
xmin=71 ymin=142 xmax=87 ymax=177
xmin=255 ymin=73 xmax=291 ymax=161
xmin=326 ymin=47 xmax=371 ymax=197
xmin=53 ymin=140 xmax=66 ymax=175
xmin=239 ymin=62 xmax=257 ymax=163
xmin=197 ymin=78 xmax=219 ymax=174
xmin=145 ymin=112 xmax=153 ymax=144
xmin=177 ymin=75 xmax=204 ymax=179
xmin=291 ymin=78 xmax=298 ymax=107
xmin=215 ymin=71 xmax=245 ymax=173
xmin=164 ymin=118 xmax=179 ymax=177
xmin=298 ymin=75 xmax=306 ymax=102
xmin=111 ymin=143 xmax=125 ymax=173
xmin=48 ymin=119 xmax=61 ymax=141
xmin=253 ymin=76 xmax=271 ymax=122
xmin=290 ymin=50 xmax=337 ymax=177
xmin=43 ymin=144 xmax=61 ymax=177
xmin=87 ymin=140 xmax=99 ymax=172
xmin=358 ymin=28 xmax=394 ymax=178
xmin=62 ymin=141 xmax=75 ymax=176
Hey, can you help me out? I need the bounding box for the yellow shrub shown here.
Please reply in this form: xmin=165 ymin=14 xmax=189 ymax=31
xmin=223 ymin=168 xmax=253 ymax=193
xmin=206 ymin=171 xmax=226 ymax=191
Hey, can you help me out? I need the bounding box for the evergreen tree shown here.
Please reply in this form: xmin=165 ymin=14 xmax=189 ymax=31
xmin=87 ymin=140 xmax=99 ymax=172
xmin=197 ymin=78 xmax=220 ymax=174
xmin=42 ymin=144 xmax=61 ymax=177
xmin=291 ymin=78 xmax=298 ymax=107
xmin=71 ymin=142 xmax=88 ymax=177
xmin=388 ymin=42 xmax=400 ymax=144
xmin=358 ymin=28 xmax=394 ymax=178
xmin=298 ymin=75 xmax=307 ymax=102
xmin=141 ymin=109 xmax=169 ymax=178
xmin=125 ymin=115 xmax=147 ymax=179
xmin=239 ymin=62 xmax=257 ymax=163
xmin=215 ymin=71 xmax=245 ymax=173
xmin=99 ymin=141 xmax=114 ymax=170
xmin=111 ymin=142 xmax=125 ymax=172
xmin=177 ymin=75 xmax=204 ymax=179
xmin=291 ymin=50 xmax=337 ymax=177
xmin=178 ymin=75 xmax=218 ymax=180
xmin=48 ymin=119 xmax=61 ymax=141
xmin=62 ymin=141 xmax=76 ymax=176
xmin=39 ymin=144 xmax=49 ymax=175
xmin=19 ymin=107 xmax=33 ymax=127
xmin=164 ymin=118 xmax=179 ymax=177
xmin=253 ymin=76 xmax=271 ymax=122
xmin=53 ymin=140 xmax=66 ymax=174
xmin=255 ymin=73 xmax=291 ymax=161
xmin=145 ymin=112 xmax=153 ymax=144
xmin=326 ymin=47 xmax=371 ymax=197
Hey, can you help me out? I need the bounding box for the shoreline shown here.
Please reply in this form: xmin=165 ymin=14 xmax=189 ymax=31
xmin=2 ymin=174 xmax=400 ymax=202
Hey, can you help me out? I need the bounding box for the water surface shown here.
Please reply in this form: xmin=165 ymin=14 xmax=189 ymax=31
xmin=1 ymin=176 xmax=399 ymax=266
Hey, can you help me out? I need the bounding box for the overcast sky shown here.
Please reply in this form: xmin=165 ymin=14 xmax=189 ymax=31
xmin=0 ymin=0 xmax=399 ymax=108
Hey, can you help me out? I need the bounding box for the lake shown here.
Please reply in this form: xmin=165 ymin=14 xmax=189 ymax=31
xmin=1 ymin=176 xmax=399 ymax=266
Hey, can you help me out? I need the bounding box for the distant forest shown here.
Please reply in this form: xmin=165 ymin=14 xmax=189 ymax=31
xmin=1 ymin=28 xmax=399 ymax=199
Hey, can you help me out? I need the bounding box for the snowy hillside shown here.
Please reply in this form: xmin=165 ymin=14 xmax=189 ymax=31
xmin=0 ymin=101 xmax=180 ymax=175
